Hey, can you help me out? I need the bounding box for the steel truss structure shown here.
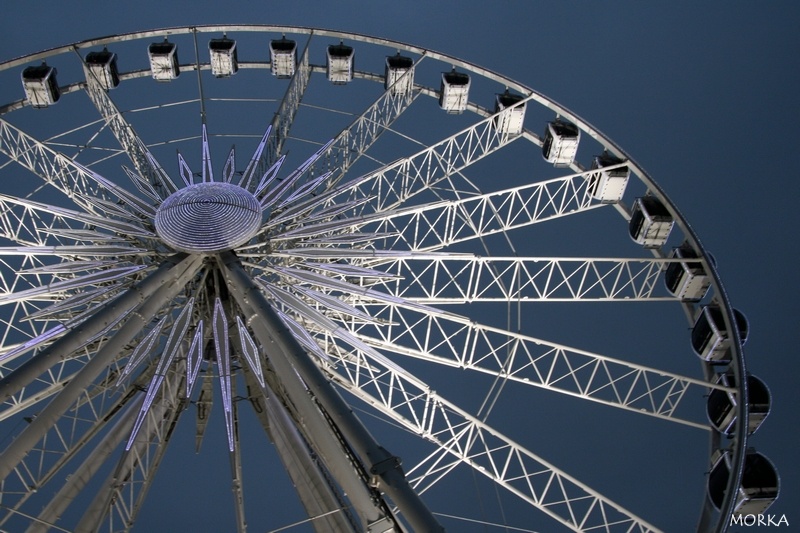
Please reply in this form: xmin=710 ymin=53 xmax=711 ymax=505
xmin=0 ymin=25 xmax=760 ymax=533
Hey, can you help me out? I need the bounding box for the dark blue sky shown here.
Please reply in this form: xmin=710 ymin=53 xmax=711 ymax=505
xmin=1 ymin=2 xmax=798 ymax=531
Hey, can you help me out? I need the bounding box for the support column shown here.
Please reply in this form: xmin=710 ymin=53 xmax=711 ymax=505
xmin=225 ymin=273 xmax=393 ymax=530
xmin=26 ymin=397 xmax=141 ymax=533
xmin=0 ymin=254 xmax=204 ymax=481
xmin=0 ymin=254 xmax=190 ymax=403
xmin=241 ymin=367 xmax=357 ymax=533
xmin=218 ymin=253 xmax=444 ymax=533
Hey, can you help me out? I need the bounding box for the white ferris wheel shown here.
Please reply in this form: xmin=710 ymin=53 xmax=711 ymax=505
xmin=0 ymin=26 xmax=779 ymax=532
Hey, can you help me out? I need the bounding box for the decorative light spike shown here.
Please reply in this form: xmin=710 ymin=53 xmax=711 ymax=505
xmin=275 ymin=247 xmax=424 ymax=260
xmin=0 ymin=192 xmax=155 ymax=238
xmin=222 ymin=146 xmax=236 ymax=183
xmin=39 ymin=228 xmax=128 ymax=243
xmin=82 ymin=195 xmax=142 ymax=221
xmin=201 ymin=124 xmax=214 ymax=183
xmin=303 ymin=261 xmax=401 ymax=279
xmin=262 ymin=282 xmax=381 ymax=361
xmin=273 ymin=265 xmax=439 ymax=314
xmin=239 ymin=124 xmax=272 ymax=191
xmin=117 ymin=316 xmax=168 ymax=385
xmin=262 ymin=283 xmax=341 ymax=333
xmin=258 ymin=141 xmax=334 ymax=210
xmin=0 ymin=324 xmax=66 ymax=364
xmin=283 ymin=195 xmax=373 ymax=226
xmin=275 ymin=309 xmax=332 ymax=364
xmin=212 ymin=298 xmax=234 ymax=451
xmin=264 ymin=192 xmax=366 ymax=229
xmin=126 ymin=300 xmax=195 ymax=449
xmin=0 ymin=265 xmax=147 ymax=305
xmin=145 ymin=151 xmax=181 ymax=194
xmin=236 ymin=316 xmax=265 ymax=388
xmin=178 ymin=152 xmax=194 ymax=187
xmin=22 ymin=285 xmax=119 ymax=322
xmin=298 ymin=139 xmax=335 ymax=174
xmin=186 ymin=320 xmax=204 ymax=397
xmin=276 ymin=171 xmax=332 ymax=209
xmin=269 ymin=211 xmax=368 ymax=240
xmin=263 ymin=171 xmax=377 ymax=225
xmin=305 ymin=232 xmax=398 ymax=245
xmin=253 ymin=155 xmax=286 ymax=198
xmin=0 ymin=245 xmax=147 ymax=257
xmin=74 ymin=162 xmax=157 ymax=218
xmin=159 ymin=298 xmax=195 ymax=372
xmin=20 ymin=259 xmax=114 ymax=275
xmin=122 ymin=165 xmax=160 ymax=202
xmin=126 ymin=372 xmax=167 ymax=450
xmin=79 ymin=300 xmax=140 ymax=347
xmin=294 ymin=286 xmax=378 ymax=324
xmin=258 ymin=139 xmax=334 ymax=206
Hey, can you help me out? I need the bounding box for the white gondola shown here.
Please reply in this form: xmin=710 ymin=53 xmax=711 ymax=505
xmin=628 ymin=196 xmax=673 ymax=248
xmin=664 ymin=242 xmax=712 ymax=301
xmin=148 ymin=41 xmax=180 ymax=81
xmin=691 ymin=305 xmax=749 ymax=362
xmin=85 ymin=50 xmax=119 ymax=90
xmin=707 ymin=373 xmax=771 ymax=435
xmin=708 ymin=450 xmax=779 ymax=516
xmin=439 ymin=70 xmax=470 ymax=114
xmin=21 ymin=64 xmax=60 ymax=108
xmin=327 ymin=43 xmax=354 ymax=85
xmin=209 ymin=38 xmax=238 ymax=78
xmin=270 ymin=38 xmax=297 ymax=79
xmin=542 ymin=120 xmax=580 ymax=167
xmin=587 ymin=153 xmax=629 ymax=202
xmin=384 ymin=54 xmax=414 ymax=95
xmin=493 ymin=92 xmax=526 ymax=136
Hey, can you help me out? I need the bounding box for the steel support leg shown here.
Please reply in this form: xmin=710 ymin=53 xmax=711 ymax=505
xmin=0 ymin=254 xmax=191 ymax=403
xmin=25 ymin=398 xmax=141 ymax=533
xmin=223 ymin=266 xmax=392 ymax=530
xmin=218 ymin=253 xmax=444 ymax=533
xmin=0 ymin=254 xmax=203 ymax=481
xmin=242 ymin=368 xmax=357 ymax=533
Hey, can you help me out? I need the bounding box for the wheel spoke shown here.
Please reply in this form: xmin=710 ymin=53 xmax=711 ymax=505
xmin=321 ymin=55 xmax=423 ymax=188
xmin=274 ymin=165 xmax=610 ymax=251
xmin=82 ymin=56 xmax=179 ymax=198
xmin=312 ymin=95 xmax=532 ymax=217
xmin=264 ymin=36 xmax=313 ymax=174
xmin=0 ymin=118 xmax=150 ymax=219
xmin=277 ymin=290 xmax=718 ymax=427
xmin=324 ymin=338 xmax=661 ymax=532
xmin=358 ymin=254 xmax=690 ymax=302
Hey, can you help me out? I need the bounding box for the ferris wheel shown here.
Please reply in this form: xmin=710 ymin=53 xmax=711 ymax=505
xmin=0 ymin=25 xmax=779 ymax=532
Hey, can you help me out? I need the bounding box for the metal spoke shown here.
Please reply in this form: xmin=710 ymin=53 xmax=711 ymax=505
xmin=275 ymin=292 xmax=719 ymax=428
xmin=82 ymin=54 xmax=178 ymax=198
xmin=0 ymin=118 xmax=149 ymax=219
xmin=275 ymin=165 xmax=609 ymax=251
xmin=315 ymin=95 xmax=532 ymax=217
xmin=323 ymin=337 xmax=661 ymax=532
xmin=353 ymin=254 xmax=691 ymax=302
xmin=264 ymin=36 xmax=313 ymax=174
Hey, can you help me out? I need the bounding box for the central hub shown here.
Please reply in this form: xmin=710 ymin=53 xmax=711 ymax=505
xmin=155 ymin=182 xmax=261 ymax=253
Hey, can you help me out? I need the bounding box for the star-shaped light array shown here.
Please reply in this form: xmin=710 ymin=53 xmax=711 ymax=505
xmin=1 ymin=122 xmax=427 ymax=453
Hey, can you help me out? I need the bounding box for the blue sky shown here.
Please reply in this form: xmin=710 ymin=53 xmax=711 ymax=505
xmin=0 ymin=2 xmax=798 ymax=531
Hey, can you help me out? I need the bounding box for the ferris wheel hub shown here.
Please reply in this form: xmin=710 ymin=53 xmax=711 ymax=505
xmin=154 ymin=182 xmax=261 ymax=253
